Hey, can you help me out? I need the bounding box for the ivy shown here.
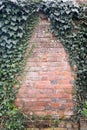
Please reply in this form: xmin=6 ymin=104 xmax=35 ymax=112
xmin=40 ymin=0 xmax=87 ymax=119
xmin=0 ymin=0 xmax=87 ymax=129
xmin=0 ymin=0 xmax=39 ymax=129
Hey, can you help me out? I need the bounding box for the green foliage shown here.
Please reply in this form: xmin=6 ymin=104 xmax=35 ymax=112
xmin=24 ymin=114 xmax=59 ymax=128
xmin=0 ymin=0 xmax=87 ymax=128
xmin=81 ymin=101 xmax=87 ymax=117
xmin=40 ymin=0 xmax=87 ymax=119
xmin=0 ymin=0 xmax=38 ymax=129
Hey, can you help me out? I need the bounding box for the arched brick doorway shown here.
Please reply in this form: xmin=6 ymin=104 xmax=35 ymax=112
xmin=16 ymin=14 xmax=74 ymax=119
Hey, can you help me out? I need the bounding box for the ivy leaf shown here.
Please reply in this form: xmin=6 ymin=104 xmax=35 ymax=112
xmin=0 ymin=81 xmax=3 ymax=86
xmin=17 ymin=32 xmax=23 ymax=38
xmin=1 ymin=42 xmax=6 ymax=47
xmin=0 ymin=1 xmax=3 ymax=5
xmin=17 ymin=17 xmax=21 ymax=22
xmin=7 ymin=39 xmax=12 ymax=44
xmin=3 ymin=14 xmax=7 ymax=18
xmin=22 ymin=15 xmax=28 ymax=21
xmin=3 ymin=54 xmax=7 ymax=59
xmin=0 ymin=113 xmax=2 ymax=116
xmin=9 ymin=31 xmax=14 ymax=37
xmin=54 ymin=12 xmax=60 ymax=16
xmin=71 ymin=8 xmax=79 ymax=14
xmin=12 ymin=40 xmax=18 ymax=45
xmin=12 ymin=26 xmax=18 ymax=31
xmin=2 ymin=27 xmax=7 ymax=33
xmin=6 ymin=8 xmax=11 ymax=13
xmin=6 ymin=44 xmax=12 ymax=49
xmin=19 ymin=26 xmax=24 ymax=31
xmin=12 ymin=16 xmax=17 ymax=22
xmin=0 ymin=5 xmax=4 ymax=10
xmin=10 ymin=22 xmax=16 ymax=26
xmin=0 ymin=22 xmax=3 ymax=28
xmin=4 ymin=20 xmax=9 ymax=25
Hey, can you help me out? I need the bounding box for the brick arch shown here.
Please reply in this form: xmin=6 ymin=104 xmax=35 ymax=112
xmin=15 ymin=14 xmax=74 ymax=119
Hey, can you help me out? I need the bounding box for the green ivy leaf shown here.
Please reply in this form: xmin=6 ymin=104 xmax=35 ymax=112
xmin=12 ymin=16 xmax=17 ymax=22
xmin=6 ymin=44 xmax=12 ymax=49
xmin=2 ymin=27 xmax=7 ymax=33
xmin=22 ymin=15 xmax=28 ymax=20
xmin=17 ymin=32 xmax=23 ymax=38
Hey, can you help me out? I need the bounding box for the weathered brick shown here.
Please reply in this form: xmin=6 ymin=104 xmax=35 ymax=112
xmin=16 ymin=14 xmax=74 ymax=119
xmin=58 ymin=121 xmax=66 ymax=128
xmin=74 ymin=0 xmax=86 ymax=3
xmin=66 ymin=122 xmax=72 ymax=128
xmin=80 ymin=119 xmax=87 ymax=130
xmin=72 ymin=122 xmax=79 ymax=129
xmin=54 ymin=128 xmax=67 ymax=130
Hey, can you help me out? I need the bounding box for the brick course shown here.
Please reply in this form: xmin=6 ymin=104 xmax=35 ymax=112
xmin=73 ymin=0 xmax=87 ymax=3
xmin=15 ymin=14 xmax=74 ymax=119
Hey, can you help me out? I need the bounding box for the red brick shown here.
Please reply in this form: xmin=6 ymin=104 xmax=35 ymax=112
xmin=41 ymin=76 xmax=49 ymax=81
xmin=65 ymin=103 xmax=74 ymax=108
xmin=50 ymin=103 xmax=60 ymax=108
xmin=15 ymin=14 xmax=74 ymax=118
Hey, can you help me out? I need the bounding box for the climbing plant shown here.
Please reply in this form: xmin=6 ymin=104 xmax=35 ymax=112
xmin=40 ymin=0 xmax=87 ymax=120
xmin=0 ymin=0 xmax=39 ymax=129
xmin=0 ymin=0 xmax=87 ymax=129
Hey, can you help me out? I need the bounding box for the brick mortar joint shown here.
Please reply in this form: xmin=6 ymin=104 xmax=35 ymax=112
xmin=15 ymin=11 xmax=75 ymax=120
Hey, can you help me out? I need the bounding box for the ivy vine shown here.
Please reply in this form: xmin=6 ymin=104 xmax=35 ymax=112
xmin=0 ymin=0 xmax=39 ymax=129
xmin=0 ymin=0 xmax=87 ymax=129
xmin=40 ymin=0 xmax=87 ymax=120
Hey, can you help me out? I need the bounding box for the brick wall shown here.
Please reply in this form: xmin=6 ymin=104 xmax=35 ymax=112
xmin=74 ymin=0 xmax=87 ymax=3
xmin=15 ymin=14 xmax=75 ymax=120
xmin=80 ymin=119 xmax=87 ymax=130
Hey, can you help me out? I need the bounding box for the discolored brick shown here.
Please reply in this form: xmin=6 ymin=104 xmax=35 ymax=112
xmin=16 ymin=14 xmax=74 ymax=120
